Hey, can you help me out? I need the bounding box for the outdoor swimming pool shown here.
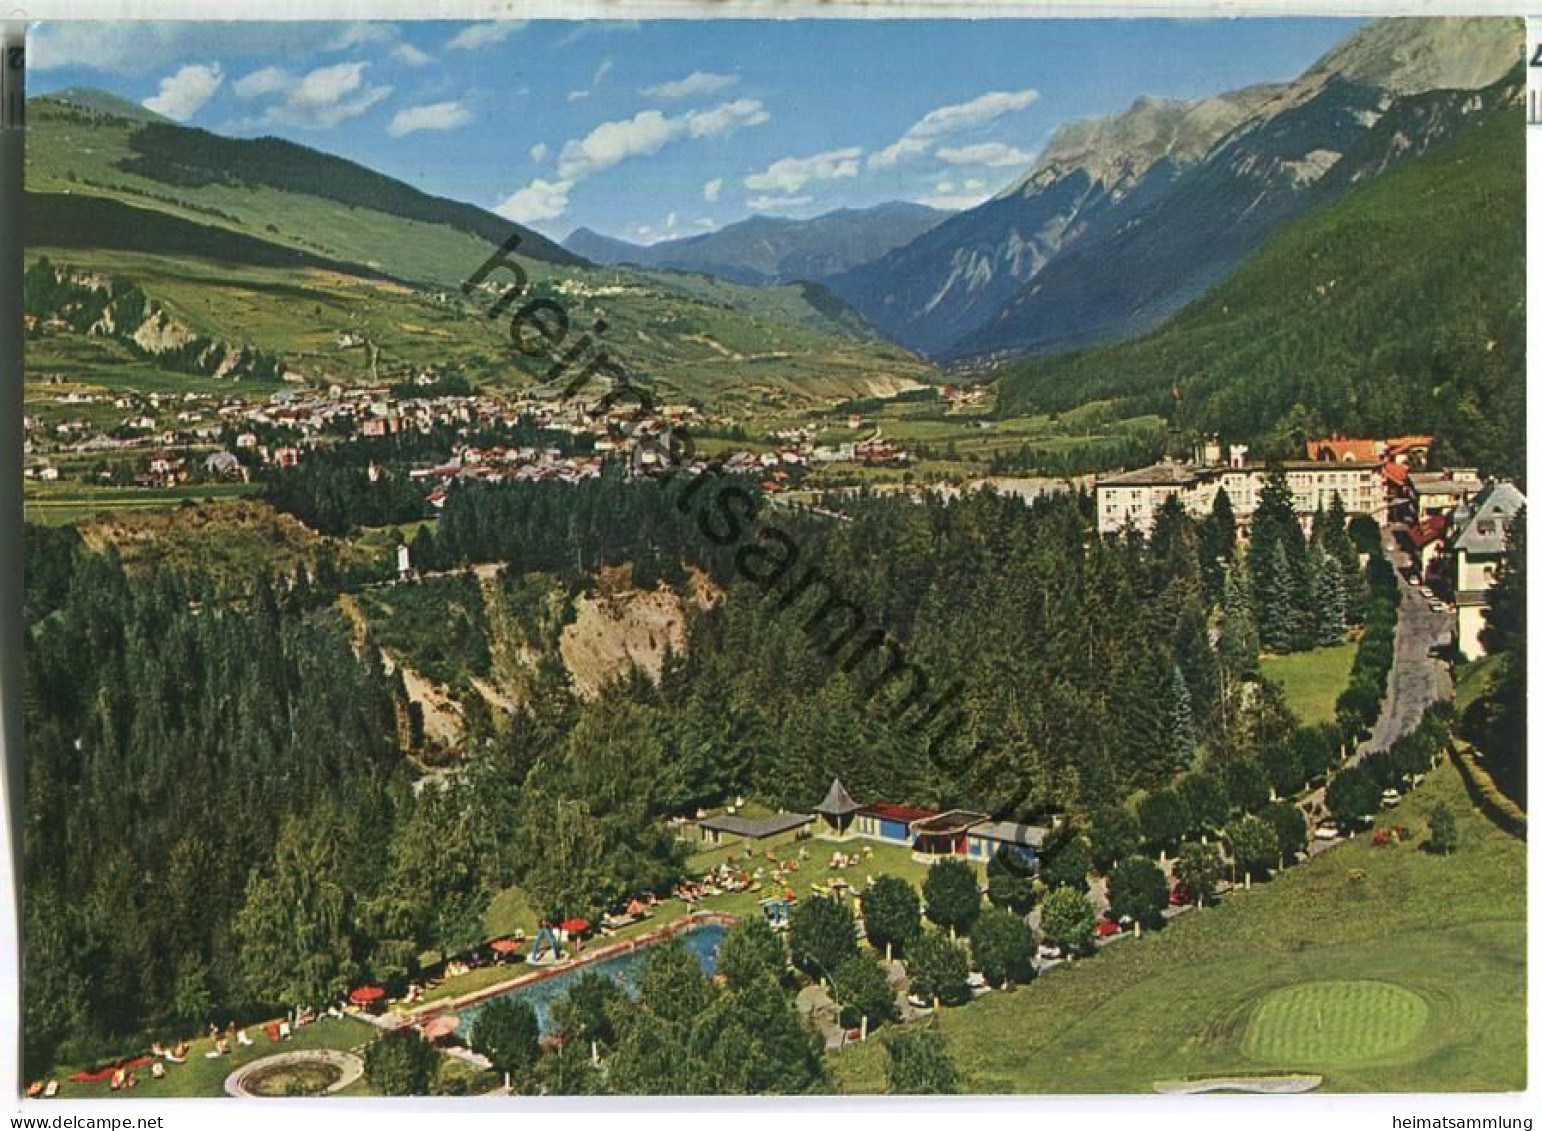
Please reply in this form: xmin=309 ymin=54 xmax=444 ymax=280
xmin=454 ymin=922 xmax=728 ymax=1036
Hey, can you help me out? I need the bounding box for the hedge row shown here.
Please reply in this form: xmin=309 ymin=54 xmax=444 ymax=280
xmin=1450 ymin=740 xmax=1528 ymax=839
xmin=1335 ymin=551 xmax=1401 ymax=738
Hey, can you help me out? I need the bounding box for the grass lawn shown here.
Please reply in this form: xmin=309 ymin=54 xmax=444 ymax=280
xmin=438 ymin=828 xmax=962 ymax=1009
xmin=829 ymin=758 xmax=1524 ymax=1093
xmin=1453 ymin=654 xmax=1502 ymax=714
xmin=1261 ymin=640 xmax=1359 ymax=726
xmin=42 ymin=1016 xmax=379 ymax=1100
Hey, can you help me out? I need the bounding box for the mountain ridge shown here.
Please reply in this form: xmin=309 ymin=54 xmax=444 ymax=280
xmin=825 ymin=16 xmax=1523 ymax=362
xmin=994 ymin=98 xmax=1524 ymax=480
xmin=562 ymin=201 xmax=949 ymax=287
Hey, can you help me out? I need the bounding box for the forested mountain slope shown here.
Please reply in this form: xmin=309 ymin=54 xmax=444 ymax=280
xmin=564 ymin=202 xmax=949 ymax=287
xmin=826 ymin=18 xmax=1520 ymax=361
xmin=994 ymin=104 xmax=1524 ymax=480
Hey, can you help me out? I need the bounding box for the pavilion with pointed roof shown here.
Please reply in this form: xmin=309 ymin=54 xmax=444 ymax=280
xmin=813 ymin=778 xmax=861 ymax=839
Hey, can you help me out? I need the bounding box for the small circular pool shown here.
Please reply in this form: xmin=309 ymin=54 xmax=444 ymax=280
xmin=224 ymin=1049 xmax=364 ymax=1098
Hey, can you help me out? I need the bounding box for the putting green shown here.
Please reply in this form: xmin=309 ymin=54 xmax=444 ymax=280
xmin=1244 ymin=981 xmax=1429 ymax=1065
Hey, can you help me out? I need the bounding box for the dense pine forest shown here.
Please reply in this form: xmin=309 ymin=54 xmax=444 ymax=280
xmin=21 ymin=465 xmax=1387 ymax=1079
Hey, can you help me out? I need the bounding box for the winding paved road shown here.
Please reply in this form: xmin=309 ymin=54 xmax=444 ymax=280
xmin=1363 ymin=566 xmax=1454 ymax=754
xmin=1302 ymin=540 xmax=1454 ymax=846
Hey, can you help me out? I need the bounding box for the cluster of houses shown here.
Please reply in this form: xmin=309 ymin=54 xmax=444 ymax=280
xmin=1093 ymin=432 xmax=1523 ymax=663
xmin=23 ymin=373 xmax=918 ymax=495
xmin=697 ymin=779 xmax=1052 ymax=869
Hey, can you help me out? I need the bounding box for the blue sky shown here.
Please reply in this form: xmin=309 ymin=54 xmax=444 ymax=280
xmin=30 ymin=18 xmax=1364 ymax=244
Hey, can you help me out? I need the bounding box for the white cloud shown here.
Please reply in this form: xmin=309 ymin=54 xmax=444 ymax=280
xmin=869 ymin=88 xmax=1039 ymax=168
xmin=447 ymin=22 xmax=525 ymax=51
xmin=556 ymin=21 xmax=641 ymax=48
xmin=391 ymin=43 xmax=435 ymax=68
xmin=494 ymin=178 xmax=573 ymax=224
xmin=329 ymin=23 xmax=396 ymax=51
xmin=556 ymin=100 xmax=768 ymax=182
xmin=567 ymin=59 xmax=614 ymax=103
xmin=684 ymin=99 xmax=769 ymax=138
xmin=388 ymin=100 xmax=472 ymax=138
xmin=530 ymin=142 xmax=549 ymax=162
xmin=917 ymin=178 xmax=991 ymax=210
xmin=702 ymin=178 xmax=723 ymax=202
xmin=279 ymin=61 xmax=390 ymax=129
xmin=744 ymin=146 xmax=861 ymax=194
xmin=233 ymin=65 xmax=286 ymax=99
xmin=30 ymin=23 xmax=334 ymax=75
xmin=747 ymin=194 xmax=812 ymax=212
xmin=558 ymin=109 xmax=679 ymax=180
xmin=696 ymin=217 xmax=716 ymax=229
xmin=641 ymin=71 xmax=737 ymax=100
xmin=504 ymin=97 xmax=766 ymax=230
xmin=936 ymin=142 xmax=1034 ymax=168
xmin=143 ymin=62 xmax=223 ymax=122
xmin=869 ymin=138 xmax=931 ymax=168
xmin=232 ymin=61 xmax=390 ymax=130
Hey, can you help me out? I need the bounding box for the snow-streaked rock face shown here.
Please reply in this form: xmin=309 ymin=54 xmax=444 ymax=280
xmin=825 ymin=16 xmax=1521 ymax=361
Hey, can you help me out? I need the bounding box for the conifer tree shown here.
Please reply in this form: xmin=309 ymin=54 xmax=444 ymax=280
xmin=1219 ymin=556 xmax=1260 ymax=677
xmin=1158 ymin=665 xmax=1197 ymax=775
xmin=1311 ymin=549 xmax=1346 ymax=646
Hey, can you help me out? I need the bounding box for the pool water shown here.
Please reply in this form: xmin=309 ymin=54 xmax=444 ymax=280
xmin=456 ymin=922 xmax=728 ymax=1036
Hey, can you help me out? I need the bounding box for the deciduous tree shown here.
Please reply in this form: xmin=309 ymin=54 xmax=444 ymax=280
xmin=788 ymin=895 xmax=859 ymax=982
xmin=922 ymin=858 xmax=982 ymax=937
xmin=968 ymin=908 xmax=1037 ymax=988
xmin=862 ymin=875 xmax=922 ymax=958
xmin=1107 ymin=855 xmax=1169 ymax=930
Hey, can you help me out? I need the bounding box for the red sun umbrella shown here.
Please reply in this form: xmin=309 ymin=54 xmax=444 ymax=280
xmin=489 ymin=937 xmax=521 ymax=955
xmin=420 ymin=1014 xmax=460 ymax=1041
xmin=559 ymin=918 xmax=591 ymax=934
xmin=349 ymin=985 xmax=386 ymax=1004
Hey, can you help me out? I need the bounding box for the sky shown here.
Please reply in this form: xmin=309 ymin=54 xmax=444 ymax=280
xmin=29 ymin=18 xmax=1365 ymax=245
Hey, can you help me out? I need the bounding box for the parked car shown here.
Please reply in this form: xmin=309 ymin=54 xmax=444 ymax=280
xmin=1381 ymin=788 xmax=1401 ymax=809
xmin=1418 ymin=585 xmax=1433 ymax=599
xmin=1314 ymin=821 xmax=1340 ymax=841
xmin=1095 ymin=919 xmax=1123 ymax=938
xmin=1169 ymin=884 xmax=1194 ymax=907
xmin=1037 ymin=942 xmax=1064 ymax=960
xmin=1430 ymin=599 xmax=1449 ymax=613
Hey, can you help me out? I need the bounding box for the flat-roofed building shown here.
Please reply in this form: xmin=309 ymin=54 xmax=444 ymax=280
xmin=1095 ymin=449 xmax=1382 ymax=535
xmin=1410 ymin=468 xmax=1484 ymax=521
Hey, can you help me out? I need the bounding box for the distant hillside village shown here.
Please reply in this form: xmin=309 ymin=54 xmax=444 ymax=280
xmin=22 ymin=376 xmax=918 ymax=499
xmin=1094 ymin=434 xmax=1524 ymax=661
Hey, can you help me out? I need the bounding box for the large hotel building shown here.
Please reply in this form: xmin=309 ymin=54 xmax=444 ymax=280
xmin=1094 ymin=441 xmax=1383 ymax=536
